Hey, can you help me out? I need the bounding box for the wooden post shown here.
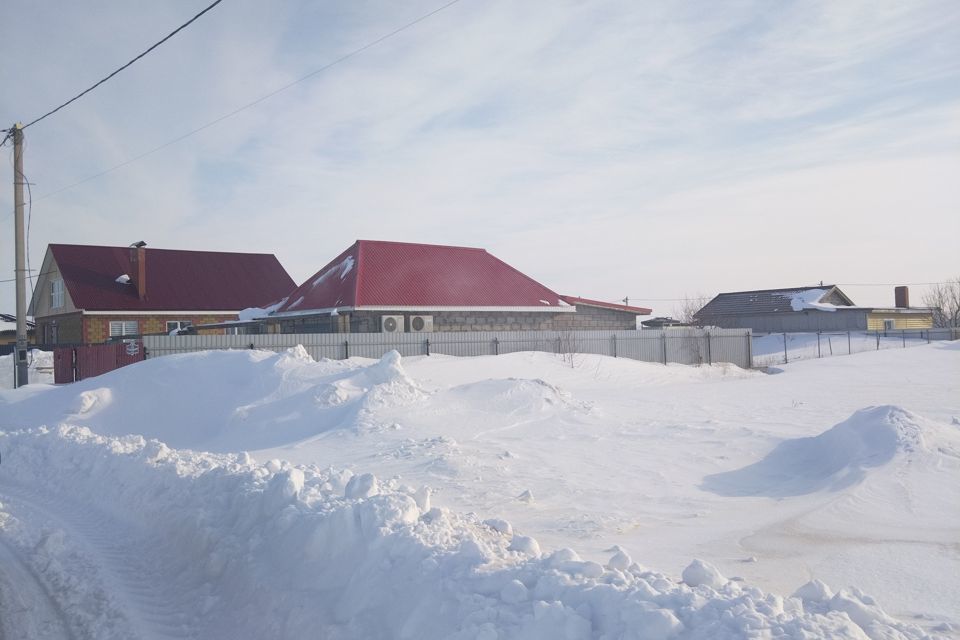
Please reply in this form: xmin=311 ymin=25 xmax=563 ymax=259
xmin=783 ymin=333 xmax=788 ymax=364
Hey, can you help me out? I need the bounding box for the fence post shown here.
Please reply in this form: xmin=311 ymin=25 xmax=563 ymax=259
xmin=344 ymin=340 xmax=349 ymax=359
xmin=612 ymin=334 xmax=617 ymax=358
xmin=926 ymin=330 xmax=930 ymax=344
xmin=817 ymin=331 xmax=821 ymax=358
xmin=661 ymin=333 xmax=667 ymax=364
xmin=876 ymin=332 xmax=880 ymax=350
xmin=493 ymin=337 xmax=499 ymax=355
xmin=783 ymin=333 xmax=788 ymax=364
xmin=902 ymin=330 xmax=906 ymax=348
xmin=706 ymin=332 xmax=712 ymax=365
xmin=828 ymin=336 xmax=833 ymax=355
xmin=848 ymin=331 xmax=851 ymax=355
xmin=425 ymin=338 xmax=431 ymax=356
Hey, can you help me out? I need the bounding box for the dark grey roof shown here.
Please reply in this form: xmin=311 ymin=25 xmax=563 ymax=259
xmin=695 ymin=286 xmax=855 ymax=317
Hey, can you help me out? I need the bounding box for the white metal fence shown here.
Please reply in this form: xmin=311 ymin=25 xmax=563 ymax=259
xmin=143 ymin=328 xmax=754 ymax=369
xmin=752 ymin=328 xmax=960 ymax=367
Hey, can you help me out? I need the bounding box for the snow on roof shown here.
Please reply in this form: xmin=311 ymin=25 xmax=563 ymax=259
xmin=697 ymin=286 xmax=855 ymax=317
xmin=788 ymin=289 xmax=838 ymax=312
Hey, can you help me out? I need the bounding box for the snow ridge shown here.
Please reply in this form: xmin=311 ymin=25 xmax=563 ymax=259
xmin=0 ymin=425 xmax=934 ymax=640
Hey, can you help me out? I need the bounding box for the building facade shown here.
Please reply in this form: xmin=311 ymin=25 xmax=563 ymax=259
xmin=249 ymin=240 xmax=650 ymax=334
xmin=30 ymin=243 xmax=295 ymax=344
xmin=695 ymin=285 xmax=933 ymax=333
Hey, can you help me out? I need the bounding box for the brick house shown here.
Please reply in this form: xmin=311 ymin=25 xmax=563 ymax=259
xmin=29 ymin=243 xmax=295 ymax=344
xmin=256 ymin=240 xmax=650 ymax=333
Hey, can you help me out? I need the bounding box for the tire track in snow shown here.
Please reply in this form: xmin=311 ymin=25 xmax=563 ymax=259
xmin=0 ymin=535 xmax=77 ymax=640
xmin=0 ymin=481 xmax=199 ymax=639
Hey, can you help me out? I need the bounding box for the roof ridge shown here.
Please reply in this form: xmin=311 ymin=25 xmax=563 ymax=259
xmin=716 ymin=285 xmax=836 ymax=296
xmin=355 ymin=239 xmax=485 ymax=252
xmin=49 ymin=243 xmax=279 ymax=257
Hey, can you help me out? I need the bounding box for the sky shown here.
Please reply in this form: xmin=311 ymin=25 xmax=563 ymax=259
xmin=0 ymin=0 xmax=958 ymax=325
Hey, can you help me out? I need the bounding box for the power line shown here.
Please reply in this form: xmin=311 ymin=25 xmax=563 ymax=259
xmin=33 ymin=0 xmax=465 ymax=203
xmin=20 ymin=0 xmax=226 ymax=131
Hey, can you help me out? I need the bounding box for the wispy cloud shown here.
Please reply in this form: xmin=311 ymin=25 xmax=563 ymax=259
xmin=1 ymin=0 xmax=957 ymax=315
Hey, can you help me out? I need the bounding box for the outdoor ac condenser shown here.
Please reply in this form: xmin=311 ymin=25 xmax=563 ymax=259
xmin=409 ymin=315 xmax=434 ymax=332
xmin=381 ymin=315 xmax=405 ymax=333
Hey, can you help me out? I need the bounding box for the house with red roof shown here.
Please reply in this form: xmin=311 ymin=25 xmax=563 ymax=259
xmin=260 ymin=240 xmax=650 ymax=333
xmin=29 ymin=242 xmax=295 ymax=344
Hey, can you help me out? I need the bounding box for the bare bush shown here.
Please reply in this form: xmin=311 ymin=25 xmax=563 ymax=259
xmin=923 ymin=277 xmax=960 ymax=327
xmin=674 ymin=293 xmax=713 ymax=327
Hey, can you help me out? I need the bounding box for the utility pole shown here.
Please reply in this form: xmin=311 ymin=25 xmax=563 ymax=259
xmin=12 ymin=123 xmax=29 ymax=387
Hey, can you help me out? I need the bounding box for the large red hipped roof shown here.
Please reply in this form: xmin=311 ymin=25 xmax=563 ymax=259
xmin=49 ymin=244 xmax=295 ymax=311
xmin=277 ymin=240 xmax=570 ymax=313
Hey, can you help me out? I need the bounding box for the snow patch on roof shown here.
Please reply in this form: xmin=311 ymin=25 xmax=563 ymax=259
xmin=789 ymin=289 xmax=838 ymax=312
xmin=115 ymin=274 xmax=130 ymax=284
xmin=312 ymin=255 xmax=355 ymax=289
xmin=238 ymin=297 xmax=288 ymax=322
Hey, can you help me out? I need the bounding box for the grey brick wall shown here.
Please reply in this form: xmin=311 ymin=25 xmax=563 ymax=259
xmin=276 ymin=307 xmax=639 ymax=333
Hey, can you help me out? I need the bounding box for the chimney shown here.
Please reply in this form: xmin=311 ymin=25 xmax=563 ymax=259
xmin=129 ymin=241 xmax=147 ymax=300
xmin=894 ymin=285 xmax=909 ymax=309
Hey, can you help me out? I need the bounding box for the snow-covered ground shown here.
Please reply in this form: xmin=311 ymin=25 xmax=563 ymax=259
xmin=1 ymin=343 xmax=958 ymax=638
xmin=0 ymin=349 xmax=54 ymax=389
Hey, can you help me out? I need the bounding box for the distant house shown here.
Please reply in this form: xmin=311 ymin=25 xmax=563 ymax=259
xmin=29 ymin=243 xmax=295 ymax=344
xmin=256 ymin=240 xmax=650 ymax=333
xmin=640 ymin=317 xmax=687 ymax=329
xmin=694 ymin=285 xmax=933 ymax=333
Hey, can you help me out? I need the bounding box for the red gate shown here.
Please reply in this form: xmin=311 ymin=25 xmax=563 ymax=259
xmin=53 ymin=340 xmax=145 ymax=384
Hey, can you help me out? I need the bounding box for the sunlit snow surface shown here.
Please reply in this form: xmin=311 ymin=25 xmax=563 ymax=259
xmin=1 ymin=342 xmax=958 ymax=639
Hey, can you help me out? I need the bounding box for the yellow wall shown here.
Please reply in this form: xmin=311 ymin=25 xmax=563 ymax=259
xmin=866 ymin=312 xmax=933 ymax=330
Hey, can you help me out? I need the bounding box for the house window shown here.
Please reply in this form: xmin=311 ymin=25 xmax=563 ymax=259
xmin=109 ymin=320 xmax=139 ymax=337
xmin=166 ymin=320 xmax=193 ymax=334
xmin=51 ymin=279 xmax=65 ymax=309
xmin=883 ymin=319 xmax=896 ymax=331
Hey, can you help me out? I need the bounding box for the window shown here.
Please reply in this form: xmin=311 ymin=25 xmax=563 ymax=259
xmin=883 ymin=319 xmax=896 ymax=331
xmin=109 ymin=320 xmax=139 ymax=337
xmin=51 ymin=279 xmax=64 ymax=309
xmin=166 ymin=321 xmax=193 ymax=334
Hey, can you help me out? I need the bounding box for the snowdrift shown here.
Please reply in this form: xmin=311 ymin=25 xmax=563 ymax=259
xmin=702 ymin=406 xmax=960 ymax=497
xmin=0 ymin=347 xmax=424 ymax=451
xmin=0 ymin=425 xmax=934 ymax=640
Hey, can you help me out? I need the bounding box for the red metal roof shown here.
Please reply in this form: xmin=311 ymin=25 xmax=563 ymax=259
xmin=559 ymin=296 xmax=652 ymax=315
xmin=49 ymin=244 xmax=295 ymax=312
xmin=277 ymin=240 xmax=572 ymax=313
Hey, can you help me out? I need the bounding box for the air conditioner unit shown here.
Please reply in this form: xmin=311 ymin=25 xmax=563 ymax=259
xmin=409 ymin=315 xmax=433 ymax=333
xmin=381 ymin=315 xmax=404 ymax=333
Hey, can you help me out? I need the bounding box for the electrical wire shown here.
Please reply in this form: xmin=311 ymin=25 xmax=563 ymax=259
xmin=20 ymin=0 xmax=226 ymax=130
xmin=33 ymin=0 xmax=464 ymax=202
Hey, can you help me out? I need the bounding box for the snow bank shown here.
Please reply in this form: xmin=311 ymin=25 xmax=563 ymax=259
xmin=0 ymin=348 xmax=423 ymax=450
xmin=0 ymin=349 xmax=53 ymax=389
xmin=702 ymin=406 xmax=959 ymax=497
xmin=0 ymin=425 xmax=933 ymax=639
